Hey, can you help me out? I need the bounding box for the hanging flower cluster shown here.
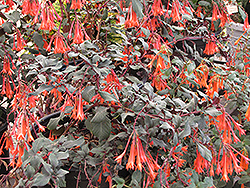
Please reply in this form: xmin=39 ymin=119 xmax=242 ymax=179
xmin=12 ymin=29 xmax=26 ymax=52
xmin=115 ymin=131 xmax=160 ymax=182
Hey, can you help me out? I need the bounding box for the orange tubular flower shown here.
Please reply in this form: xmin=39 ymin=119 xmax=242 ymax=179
xmin=12 ymin=29 xmax=26 ymax=52
xmin=212 ymin=4 xmax=219 ymax=22
xmin=2 ymin=55 xmax=13 ymax=75
xmin=76 ymin=92 xmax=86 ymax=121
xmin=72 ymin=21 xmax=84 ymax=44
xmin=126 ymin=135 xmax=136 ymax=170
xmin=2 ymin=0 xmax=15 ymax=12
xmin=203 ymin=40 xmax=218 ymax=55
xmin=21 ymin=0 xmax=40 ymax=16
xmin=5 ymin=77 xmax=14 ymax=99
xmin=152 ymin=74 xmax=169 ymax=91
xmin=221 ymin=150 xmax=230 ymax=182
xmin=195 ymin=6 xmax=202 ymax=18
xmin=244 ymin=15 xmax=250 ymax=31
xmin=170 ymin=1 xmax=181 ymax=23
xmin=246 ymin=103 xmax=250 ymax=121
xmin=240 ymin=150 xmax=249 ymax=171
xmin=219 ymin=9 xmax=228 ymax=28
xmin=47 ymin=34 xmax=70 ymax=54
xmin=5 ymin=134 xmax=14 ymax=152
xmin=229 ymin=149 xmax=243 ymax=174
xmin=16 ymin=143 xmax=25 ymax=167
xmin=39 ymin=7 xmax=56 ymax=31
xmin=115 ymin=133 xmax=133 ymax=164
xmin=152 ymin=0 xmax=164 ymax=16
xmin=125 ymin=5 xmax=139 ymax=28
xmin=28 ymin=95 xmax=39 ymax=108
xmin=70 ymin=0 xmax=85 ymax=10
xmin=194 ymin=63 xmax=209 ymax=88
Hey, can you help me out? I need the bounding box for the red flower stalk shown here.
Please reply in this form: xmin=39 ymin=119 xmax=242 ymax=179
xmin=125 ymin=5 xmax=139 ymax=28
xmin=70 ymin=0 xmax=85 ymax=10
xmin=183 ymin=0 xmax=194 ymax=13
xmin=152 ymin=0 xmax=164 ymax=16
xmin=12 ymin=29 xmax=26 ymax=51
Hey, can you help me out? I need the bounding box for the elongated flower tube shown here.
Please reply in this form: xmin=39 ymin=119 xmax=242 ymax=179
xmin=47 ymin=34 xmax=70 ymax=54
xmin=76 ymin=92 xmax=86 ymax=121
xmin=170 ymin=1 xmax=181 ymax=22
xmin=125 ymin=4 xmax=139 ymax=28
xmin=12 ymin=29 xmax=26 ymax=51
xmin=152 ymin=0 xmax=163 ymax=16
xmin=126 ymin=134 xmax=136 ymax=170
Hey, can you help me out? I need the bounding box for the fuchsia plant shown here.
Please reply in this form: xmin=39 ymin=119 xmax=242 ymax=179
xmin=0 ymin=0 xmax=250 ymax=187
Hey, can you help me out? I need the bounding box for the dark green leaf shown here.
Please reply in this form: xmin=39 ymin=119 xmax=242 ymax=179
xmin=32 ymin=32 xmax=44 ymax=49
xmin=198 ymin=1 xmax=211 ymax=6
xmin=47 ymin=116 xmax=60 ymax=130
xmin=197 ymin=143 xmax=212 ymax=162
xmin=98 ymin=91 xmax=117 ymax=102
xmin=238 ymin=175 xmax=250 ymax=184
xmin=205 ymin=107 xmax=222 ymax=117
xmin=29 ymin=84 xmax=54 ymax=96
xmin=91 ymin=107 xmax=109 ymax=122
xmin=82 ymin=86 xmax=95 ymax=102
xmin=56 ymin=152 xmax=69 ymax=160
xmin=179 ymin=121 xmax=191 ymax=139
xmin=25 ymin=165 xmax=35 ymax=179
xmin=132 ymin=0 xmax=144 ymax=18
xmin=56 ymin=169 xmax=69 ymax=178
xmin=141 ymin=27 xmax=150 ymax=38
xmin=2 ymin=22 xmax=12 ymax=34
xmin=29 ymin=155 xmax=43 ymax=170
xmin=87 ymin=116 xmax=111 ymax=141
xmin=49 ymin=153 xmax=58 ymax=168
xmin=113 ymin=176 xmax=125 ymax=188
xmin=31 ymin=173 xmax=50 ymax=187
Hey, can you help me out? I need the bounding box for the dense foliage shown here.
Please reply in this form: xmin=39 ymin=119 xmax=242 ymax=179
xmin=0 ymin=0 xmax=250 ymax=187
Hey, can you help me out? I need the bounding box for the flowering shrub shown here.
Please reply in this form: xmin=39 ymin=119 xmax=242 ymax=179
xmin=0 ymin=0 xmax=250 ymax=187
